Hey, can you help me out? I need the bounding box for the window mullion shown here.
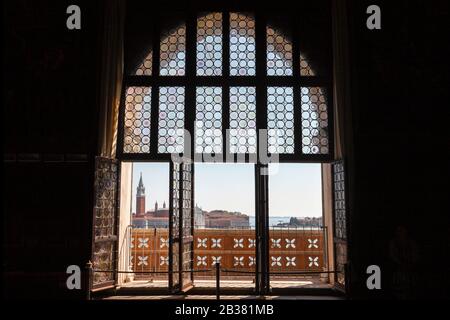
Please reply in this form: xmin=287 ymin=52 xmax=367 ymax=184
xmin=185 ymin=13 xmax=197 ymax=158
xmin=116 ymin=83 xmax=126 ymax=157
xmin=292 ymin=14 xmax=302 ymax=157
xmin=292 ymin=14 xmax=301 ymax=80
xmin=150 ymin=17 xmax=161 ymax=156
xmin=223 ymin=12 xmax=230 ymax=78
xmin=222 ymin=12 xmax=230 ymax=155
xmin=255 ymin=12 xmax=267 ymax=163
xmin=152 ymin=16 xmax=161 ymax=78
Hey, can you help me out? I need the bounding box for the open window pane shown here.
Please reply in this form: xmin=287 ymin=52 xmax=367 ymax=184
xmin=92 ymin=158 xmax=118 ymax=288
xmin=333 ymin=161 xmax=346 ymax=240
xmin=197 ymin=13 xmax=223 ymax=76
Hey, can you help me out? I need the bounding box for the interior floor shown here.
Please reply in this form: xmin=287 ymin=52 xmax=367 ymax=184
xmin=118 ymin=277 xmax=331 ymax=290
xmin=102 ymin=295 xmax=342 ymax=300
xmin=195 ymin=280 xmax=329 ymax=289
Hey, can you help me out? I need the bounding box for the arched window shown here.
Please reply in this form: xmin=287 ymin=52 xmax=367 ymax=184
xmin=90 ymin=7 xmax=343 ymax=296
xmin=119 ymin=12 xmax=333 ymax=161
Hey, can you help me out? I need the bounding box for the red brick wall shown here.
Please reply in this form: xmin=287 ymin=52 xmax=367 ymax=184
xmin=136 ymin=196 xmax=145 ymax=215
xmin=130 ymin=228 xmax=325 ymax=275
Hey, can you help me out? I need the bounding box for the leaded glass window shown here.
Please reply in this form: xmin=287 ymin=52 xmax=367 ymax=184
xmin=121 ymin=12 xmax=332 ymax=160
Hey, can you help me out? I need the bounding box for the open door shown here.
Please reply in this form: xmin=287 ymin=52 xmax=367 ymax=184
xmin=180 ymin=161 xmax=194 ymax=291
xmin=332 ymin=160 xmax=349 ymax=293
xmin=91 ymin=157 xmax=120 ymax=292
xmin=169 ymin=160 xmax=194 ymax=293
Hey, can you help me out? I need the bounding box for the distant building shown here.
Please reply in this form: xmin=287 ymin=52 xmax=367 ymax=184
xmin=136 ymin=173 xmax=146 ymax=215
xmin=279 ymin=216 xmax=323 ymax=228
xmin=194 ymin=205 xmax=205 ymax=228
xmin=205 ymin=210 xmax=250 ymax=229
xmin=132 ymin=200 xmax=169 ymax=228
xmin=131 ymin=175 xmax=250 ymax=230
xmin=132 ymin=173 xmax=169 ymax=228
xmin=132 ymin=175 xmax=206 ymax=229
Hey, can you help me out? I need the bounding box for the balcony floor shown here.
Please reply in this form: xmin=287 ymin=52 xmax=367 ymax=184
xmin=119 ymin=277 xmax=331 ymax=290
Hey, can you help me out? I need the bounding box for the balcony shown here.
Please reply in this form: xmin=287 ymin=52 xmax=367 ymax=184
xmin=128 ymin=226 xmax=329 ymax=290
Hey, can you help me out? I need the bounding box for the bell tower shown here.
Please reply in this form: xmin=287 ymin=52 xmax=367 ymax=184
xmin=136 ymin=173 xmax=146 ymax=215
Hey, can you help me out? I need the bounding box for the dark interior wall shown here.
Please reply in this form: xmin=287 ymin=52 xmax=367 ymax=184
xmin=346 ymin=0 xmax=450 ymax=298
xmin=3 ymin=0 xmax=102 ymax=299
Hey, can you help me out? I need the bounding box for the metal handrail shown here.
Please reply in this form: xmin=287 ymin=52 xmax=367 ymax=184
xmin=92 ymin=269 xmax=213 ymax=274
xmin=91 ymin=268 xmax=340 ymax=275
xmin=220 ymin=269 xmax=340 ymax=275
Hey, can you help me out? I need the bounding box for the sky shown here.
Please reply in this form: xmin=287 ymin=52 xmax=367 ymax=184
xmin=131 ymin=162 xmax=322 ymax=218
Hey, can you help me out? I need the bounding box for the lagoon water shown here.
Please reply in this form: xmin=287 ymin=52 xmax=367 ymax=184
xmin=249 ymin=216 xmax=291 ymax=228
